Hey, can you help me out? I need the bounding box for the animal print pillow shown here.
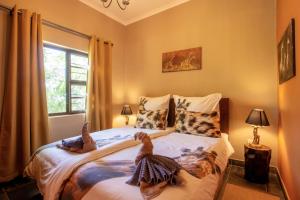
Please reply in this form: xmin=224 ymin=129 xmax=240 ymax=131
xmin=173 ymin=93 xmax=222 ymax=113
xmin=175 ymin=110 xmax=221 ymax=137
xmin=135 ymin=109 xmax=168 ymax=130
xmin=135 ymin=95 xmax=170 ymax=130
xmin=138 ymin=95 xmax=170 ymax=111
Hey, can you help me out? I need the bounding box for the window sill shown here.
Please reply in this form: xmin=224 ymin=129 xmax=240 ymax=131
xmin=48 ymin=113 xmax=85 ymax=119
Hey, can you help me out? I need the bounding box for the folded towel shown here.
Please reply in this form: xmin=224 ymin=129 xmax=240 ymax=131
xmin=127 ymin=154 xmax=181 ymax=185
xmin=57 ymin=123 xmax=96 ymax=153
xmin=127 ymin=132 xmax=182 ymax=200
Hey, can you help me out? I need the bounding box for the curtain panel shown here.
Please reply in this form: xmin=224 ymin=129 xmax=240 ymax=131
xmin=0 ymin=7 xmax=49 ymax=182
xmin=0 ymin=9 xmax=10 ymax=122
xmin=86 ymin=36 xmax=112 ymax=132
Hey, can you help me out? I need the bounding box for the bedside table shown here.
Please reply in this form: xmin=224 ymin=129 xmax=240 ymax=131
xmin=244 ymin=144 xmax=271 ymax=183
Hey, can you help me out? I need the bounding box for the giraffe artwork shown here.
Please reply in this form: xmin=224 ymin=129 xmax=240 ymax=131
xmin=162 ymin=47 xmax=202 ymax=73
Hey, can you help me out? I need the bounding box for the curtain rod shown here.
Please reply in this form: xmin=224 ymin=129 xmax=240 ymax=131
xmin=0 ymin=4 xmax=113 ymax=46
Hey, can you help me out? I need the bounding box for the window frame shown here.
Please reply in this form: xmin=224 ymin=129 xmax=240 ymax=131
xmin=44 ymin=43 xmax=88 ymax=116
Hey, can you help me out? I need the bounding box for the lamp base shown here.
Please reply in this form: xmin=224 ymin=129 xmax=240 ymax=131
xmin=125 ymin=115 xmax=129 ymax=125
xmin=252 ymin=127 xmax=260 ymax=145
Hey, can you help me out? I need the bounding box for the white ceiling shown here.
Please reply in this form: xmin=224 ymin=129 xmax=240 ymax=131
xmin=79 ymin=0 xmax=191 ymax=26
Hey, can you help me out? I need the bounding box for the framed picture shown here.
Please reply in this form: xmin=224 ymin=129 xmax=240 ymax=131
xmin=278 ymin=18 xmax=296 ymax=84
xmin=162 ymin=47 xmax=202 ymax=73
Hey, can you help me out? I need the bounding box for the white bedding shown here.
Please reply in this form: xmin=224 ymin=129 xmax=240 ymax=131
xmin=25 ymin=127 xmax=234 ymax=200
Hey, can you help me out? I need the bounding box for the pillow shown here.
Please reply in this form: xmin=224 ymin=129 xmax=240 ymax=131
xmin=135 ymin=109 xmax=168 ymax=130
xmin=173 ymin=93 xmax=222 ymax=113
xmin=135 ymin=95 xmax=171 ymax=130
xmin=175 ymin=110 xmax=221 ymax=138
xmin=138 ymin=95 xmax=170 ymax=111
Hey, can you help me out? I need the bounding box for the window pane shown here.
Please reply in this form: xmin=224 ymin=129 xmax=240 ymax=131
xmin=44 ymin=47 xmax=66 ymax=114
xmin=71 ymin=84 xmax=86 ymax=111
xmin=71 ymin=67 xmax=87 ymax=81
xmin=71 ymin=54 xmax=88 ymax=68
xmin=71 ymin=98 xmax=86 ymax=112
xmin=71 ymin=84 xmax=86 ymax=98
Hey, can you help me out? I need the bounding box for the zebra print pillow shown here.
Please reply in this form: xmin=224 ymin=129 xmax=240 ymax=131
xmin=175 ymin=110 xmax=221 ymax=137
xmin=135 ymin=109 xmax=168 ymax=130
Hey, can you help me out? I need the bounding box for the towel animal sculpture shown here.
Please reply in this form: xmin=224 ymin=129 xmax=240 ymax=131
xmin=57 ymin=123 xmax=96 ymax=153
xmin=127 ymin=132 xmax=183 ymax=200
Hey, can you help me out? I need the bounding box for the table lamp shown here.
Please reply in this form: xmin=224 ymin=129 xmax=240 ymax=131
xmin=121 ymin=105 xmax=132 ymax=125
xmin=245 ymin=109 xmax=270 ymax=146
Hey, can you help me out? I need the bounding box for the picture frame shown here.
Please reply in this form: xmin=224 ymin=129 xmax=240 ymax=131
xmin=162 ymin=47 xmax=202 ymax=73
xmin=278 ymin=18 xmax=296 ymax=84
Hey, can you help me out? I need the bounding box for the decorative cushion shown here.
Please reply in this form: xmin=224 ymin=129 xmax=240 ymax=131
xmin=135 ymin=109 xmax=168 ymax=130
xmin=173 ymin=93 xmax=222 ymax=113
xmin=135 ymin=95 xmax=170 ymax=130
xmin=175 ymin=110 xmax=221 ymax=137
xmin=138 ymin=95 xmax=170 ymax=111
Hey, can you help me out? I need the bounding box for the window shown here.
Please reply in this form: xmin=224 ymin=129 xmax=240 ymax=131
xmin=43 ymin=44 xmax=88 ymax=115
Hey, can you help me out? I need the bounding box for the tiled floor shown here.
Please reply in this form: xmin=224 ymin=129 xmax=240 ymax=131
xmin=0 ymin=165 xmax=286 ymax=200
xmin=217 ymin=165 xmax=286 ymax=200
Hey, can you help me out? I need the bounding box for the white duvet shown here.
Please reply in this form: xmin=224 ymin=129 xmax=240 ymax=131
xmin=25 ymin=127 xmax=234 ymax=200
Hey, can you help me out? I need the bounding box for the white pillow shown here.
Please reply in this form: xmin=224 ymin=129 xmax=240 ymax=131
xmin=138 ymin=94 xmax=171 ymax=111
xmin=173 ymin=93 xmax=222 ymax=113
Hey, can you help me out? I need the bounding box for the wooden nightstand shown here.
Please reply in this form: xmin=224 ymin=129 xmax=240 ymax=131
xmin=244 ymin=144 xmax=271 ymax=184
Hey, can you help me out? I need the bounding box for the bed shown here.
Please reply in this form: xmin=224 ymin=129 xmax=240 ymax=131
xmin=25 ymin=98 xmax=234 ymax=200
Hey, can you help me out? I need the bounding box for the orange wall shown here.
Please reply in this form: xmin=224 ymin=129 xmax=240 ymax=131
xmin=277 ymin=0 xmax=300 ymax=199
xmin=124 ymin=0 xmax=278 ymax=165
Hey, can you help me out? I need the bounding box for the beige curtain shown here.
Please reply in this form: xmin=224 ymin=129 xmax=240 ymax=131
xmin=0 ymin=7 xmax=49 ymax=182
xmin=0 ymin=9 xmax=10 ymax=121
xmin=87 ymin=36 xmax=112 ymax=132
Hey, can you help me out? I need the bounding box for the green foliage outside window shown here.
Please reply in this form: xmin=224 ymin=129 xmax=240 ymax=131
xmin=43 ymin=44 xmax=88 ymax=115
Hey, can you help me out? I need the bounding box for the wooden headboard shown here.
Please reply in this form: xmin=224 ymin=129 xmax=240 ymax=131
xmin=219 ymin=98 xmax=229 ymax=133
xmin=167 ymin=98 xmax=230 ymax=133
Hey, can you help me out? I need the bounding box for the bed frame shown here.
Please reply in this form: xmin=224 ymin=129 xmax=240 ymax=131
xmin=219 ymin=98 xmax=229 ymax=133
xmin=167 ymin=98 xmax=230 ymax=133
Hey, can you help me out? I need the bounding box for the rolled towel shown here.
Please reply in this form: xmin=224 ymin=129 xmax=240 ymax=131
xmin=134 ymin=132 xmax=153 ymax=165
xmin=57 ymin=123 xmax=96 ymax=153
xmin=127 ymin=132 xmax=182 ymax=200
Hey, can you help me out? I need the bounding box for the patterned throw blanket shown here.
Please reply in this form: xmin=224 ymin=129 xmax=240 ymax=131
xmin=60 ymin=133 xmax=221 ymax=200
